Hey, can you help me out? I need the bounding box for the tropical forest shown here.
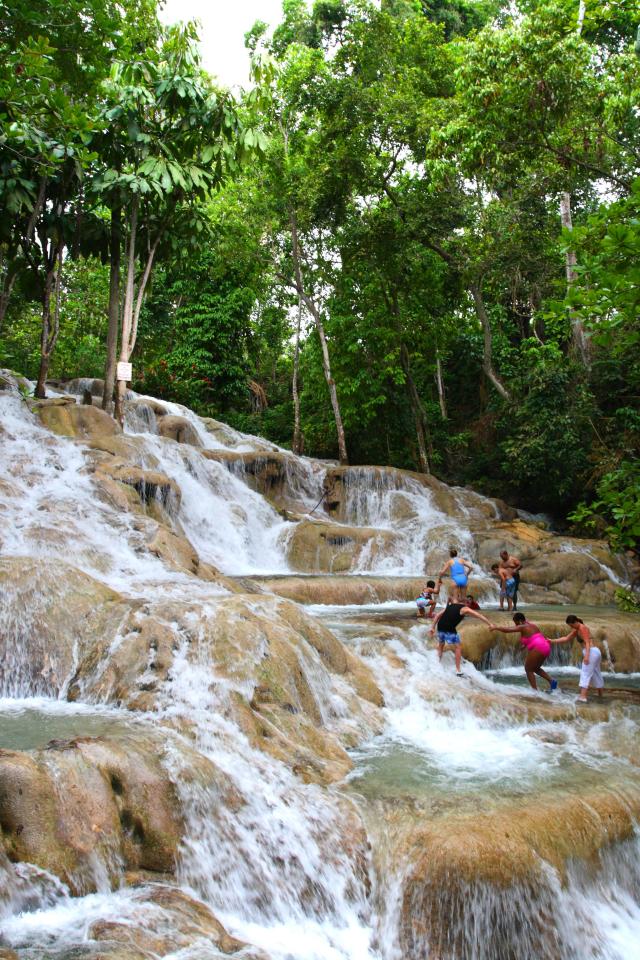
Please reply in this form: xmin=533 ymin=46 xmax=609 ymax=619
xmin=1 ymin=1 xmax=640 ymax=958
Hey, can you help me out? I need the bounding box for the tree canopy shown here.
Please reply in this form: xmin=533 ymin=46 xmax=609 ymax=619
xmin=1 ymin=0 xmax=638 ymax=553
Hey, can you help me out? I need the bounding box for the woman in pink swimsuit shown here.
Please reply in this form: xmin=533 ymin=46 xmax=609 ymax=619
xmin=491 ymin=612 xmax=558 ymax=692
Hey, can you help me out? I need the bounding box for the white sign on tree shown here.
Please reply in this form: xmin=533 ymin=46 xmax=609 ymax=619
xmin=116 ymin=361 xmax=132 ymax=382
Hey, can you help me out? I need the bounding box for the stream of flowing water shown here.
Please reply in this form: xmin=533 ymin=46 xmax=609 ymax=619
xmin=0 ymin=378 xmax=639 ymax=959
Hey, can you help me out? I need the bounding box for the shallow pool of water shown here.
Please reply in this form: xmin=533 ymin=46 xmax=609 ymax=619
xmin=0 ymin=697 xmax=143 ymax=751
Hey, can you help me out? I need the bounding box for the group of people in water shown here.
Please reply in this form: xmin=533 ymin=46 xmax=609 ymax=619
xmin=415 ymin=547 xmax=604 ymax=703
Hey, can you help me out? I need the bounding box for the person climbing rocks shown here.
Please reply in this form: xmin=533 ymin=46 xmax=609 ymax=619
xmin=499 ymin=550 xmax=522 ymax=610
xmin=416 ymin=580 xmax=438 ymax=618
xmin=430 ymin=595 xmax=493 ymax=676
xmin=438 ymin=549 xmax=472 ymax=603
xmin=465 ymin=594 xmax=480 ymax=610
xmin=490 ymin=613 xmax=558 ymax=693
xmin=491 ymin=562 xmax=514 ymax=611
xmin=549 ymin=615 xmax=604 ymax=704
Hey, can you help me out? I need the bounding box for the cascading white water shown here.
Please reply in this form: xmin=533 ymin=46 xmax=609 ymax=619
xmin=159 ymin=631 xmax=377 ymax=959
xmin=1 ymin=374 xmax=638 ymax=960
xmin=338 ymin=467 xmax=488 ymax=582
xmin=316 ymin=609 xmax=640 ymax=960
xmin=0 ymin=389 xmax=291 ymax=581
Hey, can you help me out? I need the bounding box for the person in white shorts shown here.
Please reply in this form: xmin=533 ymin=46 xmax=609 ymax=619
xmin=549 ymin=615 xmax=604 ymax=703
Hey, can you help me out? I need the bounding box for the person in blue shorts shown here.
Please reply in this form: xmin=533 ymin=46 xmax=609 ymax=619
xmin=430 ymin=595 xmax=493 ymax=675
xmin=438 ymin=549 xmax=473 ymax=602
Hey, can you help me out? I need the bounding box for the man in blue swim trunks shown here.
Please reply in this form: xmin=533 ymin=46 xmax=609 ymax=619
xmin=430 ymin=595 xmax=493 ymax=675
xmin=438 ymin=549 xmax=473 ymax=602
xmin=499 ymin=550 xmax=522 ymax=611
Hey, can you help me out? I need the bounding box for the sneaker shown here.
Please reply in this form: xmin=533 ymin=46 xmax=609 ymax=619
xmin=456 ymin=672 xmax=464 ymax=677
xmin=550 ymin=679 xmax=558 ymax=692
xmin=576 ymin=697 xmax=588 ymax=704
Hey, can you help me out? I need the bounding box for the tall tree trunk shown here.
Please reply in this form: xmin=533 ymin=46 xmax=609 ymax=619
xmin=469 ymin=282 xmax=511 ymax=401
xmin=400 ymin=342 xmax=430 ymax=473
xmin=558 ymin=0 xmax=590 ymax=368
xmin=114 ymin=199 xmax=139 ymax=425
xmin=102 ymin=205 xmax=121 ymax=414
xmin=288 ymin=210 xmax=348 ymax=464
xmin=435 ymin=349 xmax=447 ymax=419
xmin=35 ymin=244 xmax=63 ymax=399
xmin=560 ymin=192 xmax=590 ymax=366
xmin=292 ymin=295 xmax=303 ymax=455
xmin=114 ymin=201 xmax=164 ymax=426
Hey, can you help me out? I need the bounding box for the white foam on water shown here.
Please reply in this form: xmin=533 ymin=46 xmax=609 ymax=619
xmin=219 ymin=915 xmax=376 ymax=960
xmin=0 ymin=394 xmax=231 ymax=596
xmin=150 ymin=620 xmax=378 ymax=960
xmin=333 ymin=622 xmax=618 ymax=786
xmin=370 ymin=656 xmax=550 ymax=781
xmin=139 ymin=433 xmax=293 ymax=575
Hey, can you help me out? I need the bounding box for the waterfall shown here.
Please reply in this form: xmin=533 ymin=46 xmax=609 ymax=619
xmin=0 ymin=373 xmax=638 ymax=960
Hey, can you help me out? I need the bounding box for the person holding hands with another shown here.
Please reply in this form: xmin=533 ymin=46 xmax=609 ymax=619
xmin=549 ymin=615 xmax=604 ymax=703
xmin=431 ymin=595 xmax=494 ymax=676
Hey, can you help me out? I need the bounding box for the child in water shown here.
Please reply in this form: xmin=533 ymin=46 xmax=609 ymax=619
xmin=549 ymin=615 xmax=604 ymax=703
xmin=416 ymin=580 xmax=438 ymax=618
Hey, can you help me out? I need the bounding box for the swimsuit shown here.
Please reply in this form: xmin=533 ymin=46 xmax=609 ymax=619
xmin=416 ymin=591 xmax=435 ymax=609
xmin=450 ymin=559 xmax=468 ymax=588
xmin=520 ymin=631 xmax=551 ymax=658
xmin=505 ymin=577 xmax=516 ymax=598
xmin=438 ymin=631 xmax=461 ymax=645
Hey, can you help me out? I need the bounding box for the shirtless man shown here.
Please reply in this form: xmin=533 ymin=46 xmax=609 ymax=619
xmin=499 ymin=550 xmax=522 ymax=610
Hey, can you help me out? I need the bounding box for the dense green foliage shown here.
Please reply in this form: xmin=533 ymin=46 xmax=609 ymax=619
xmin=1 ymin=0 xmax=638 ymax=552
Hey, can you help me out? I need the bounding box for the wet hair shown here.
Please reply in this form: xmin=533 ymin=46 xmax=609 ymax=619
xmin=450 ymin=549 xmax=458 ymax=557
xmin=466 ymin=594 xmax=474 ymax=600
xmin=566 ymin=615 xmax=584 ymax=625
xmin=500 ymin=550 xmax=509 ymax=559
xmin=491 ymin=563 xmax=499 ymax=571
xmin=426 ymin=580 xmax=435 ymax=588
xmin=513 ymin=612 xmax=526 ymax=624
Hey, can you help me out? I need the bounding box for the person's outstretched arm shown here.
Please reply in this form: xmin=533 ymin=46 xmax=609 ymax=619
xmin=549 ymin=626 xmax=579 ymax=644
xmin=461 ymin=606 xmax=493 ymax=628
xmin=491 ymin=623 xmax=524 ymax=634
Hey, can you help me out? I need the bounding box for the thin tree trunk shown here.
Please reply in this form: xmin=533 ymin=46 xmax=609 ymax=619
xmin=315 ymin=311 xmax=348 ymax=465
xmin=102 ymin=205 xmax=121 ymax=413
xmin=400 ymin=342 xmax=430 ymax=473
xmin=292 ymin=295 xmax=303 ymax=455
xmin=35 ymin=244 xmax=63 ymax=399
xmin=114 ymin=199 xmax=139 ymax=425
xmin=560 ymin=192 xmax=590 ymax=366
xmin=288 ymin=210 xmax=348 ymax=464
xmin=470 ymin=282 xmax=511 ymax=401
xmin=559 ymin=0 xmax=590 ymax=368
xmin=128 ymin=231 xmax=161 ymax=356
xmin=435 ymin=349 xmax=447 ymax=419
